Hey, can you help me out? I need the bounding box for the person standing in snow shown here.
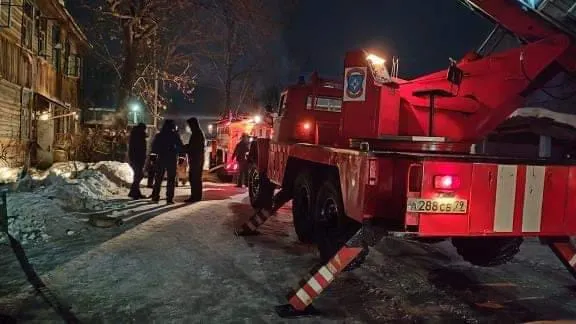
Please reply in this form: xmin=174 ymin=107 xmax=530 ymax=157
xmin=150 ymin=120 xmax=183 ymax=204
xmin=232 ymin=133 xmax=250 ymax=188
xmin=184 ymin=117 xmax=205 ymax=203
xmin=128 ymin=123 xmax=147 ymax=200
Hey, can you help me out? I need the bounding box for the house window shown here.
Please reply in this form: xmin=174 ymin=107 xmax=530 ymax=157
xmin=63 ymin=40 xmax=70 ymax=73
xmin=67 ymin=54 xmax=81 ymax=77
xmin=0 ymin=0 xmax=12 ymax=28
xmin=52 ymin=24 xmax=61 ymax=71
xmin=37 ymin=17 xmax=48 ymax=56
xmin=306 ymin=96 xmax=342 ymax=112
xmin=21 ymin=1 xmax=33 ymax=49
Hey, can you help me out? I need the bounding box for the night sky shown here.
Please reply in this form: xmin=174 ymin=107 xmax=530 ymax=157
xmin=74 ymin=0 xmax=494 ymax=122
xmin=187 ymin=0 xmax=492 ymax=120
xmin=284 ymin=0 xmax=492 ymax=78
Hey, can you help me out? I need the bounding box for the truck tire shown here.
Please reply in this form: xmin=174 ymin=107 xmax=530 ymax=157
xmin=216 ymin=168 xmax=233 ymax=183
xmin=451 ymin=237 xmax=523 ymax=267
xmin=292 ymin=173 xmax=315 ymax=243
xmin=248 ymin=164 xmax=274 ymax=209
xmin=313 ymin=178 xmax=367 ymax=270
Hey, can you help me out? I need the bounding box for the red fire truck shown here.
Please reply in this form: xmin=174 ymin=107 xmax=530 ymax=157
xmin=238 ymin=0 xmax=576 ymax=316
xmin=210 ymin=112 xmax=273 ymax=181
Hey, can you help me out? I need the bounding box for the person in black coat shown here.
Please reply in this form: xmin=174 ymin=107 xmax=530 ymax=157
xmin=150 ymin=119 xmax=183 ymax=204
xmin=185 ymin=117 xmax=206 ymax=203
xmin=233 ymin=133 xmax=250 ymax=188
xmin=128 ymin=123 xmax=147 ymax=199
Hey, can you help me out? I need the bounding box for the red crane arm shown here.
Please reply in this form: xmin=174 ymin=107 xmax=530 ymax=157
xmin=461 ymin=0 xmax=576 ymax=72
xmin=398 ymin=33 xmax=571 ymax=141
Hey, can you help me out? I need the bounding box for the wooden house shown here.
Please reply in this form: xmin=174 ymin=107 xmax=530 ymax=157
xmin=0 ymin=0 xmax=88 ymax=167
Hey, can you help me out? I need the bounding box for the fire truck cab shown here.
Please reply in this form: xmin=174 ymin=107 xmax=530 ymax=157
xmin=273 ymin=73 xmax=343 ymax=146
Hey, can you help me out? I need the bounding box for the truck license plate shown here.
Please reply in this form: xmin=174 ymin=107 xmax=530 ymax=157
xmin=406 ymin=198 xmax=468 ymax=214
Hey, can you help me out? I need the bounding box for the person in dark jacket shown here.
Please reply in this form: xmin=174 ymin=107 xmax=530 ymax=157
xmin=184 ymin=117 xmax=206 ymax=203
xmin=146 ymin=153 xmax=158 ymax=188
xmin=233 ymin=133 xmax=250 ymax=188
xmin=128 ymin=123 xmax=147 ymax=199
xmin=150 ymin=119 xmax=183 ymax=204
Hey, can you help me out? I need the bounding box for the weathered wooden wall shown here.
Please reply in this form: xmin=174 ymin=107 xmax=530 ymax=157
xmin=0 ymin=0 xmax=85 ymax=166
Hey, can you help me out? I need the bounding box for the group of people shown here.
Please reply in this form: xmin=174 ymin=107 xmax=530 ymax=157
xmin=127 ymin=118 xmax=206 ymax=205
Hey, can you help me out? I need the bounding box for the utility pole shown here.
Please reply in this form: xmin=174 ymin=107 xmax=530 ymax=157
xmin=153 ymin=28 xmax=159 ymax=130
xmin=154 ymin=72 xmax=158 ymax=130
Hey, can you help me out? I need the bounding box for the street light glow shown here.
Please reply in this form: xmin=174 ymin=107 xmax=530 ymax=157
xmin=130 ymin=103 xmax=141 ymax=112
xmin=253 ymin=115 xmax=262 ymax=124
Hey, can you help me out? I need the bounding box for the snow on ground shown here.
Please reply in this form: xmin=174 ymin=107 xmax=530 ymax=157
xmin=1 ymin=184 xmax=576 ymax=322
xmin=0 ymin=161 xmax=133 ymax=246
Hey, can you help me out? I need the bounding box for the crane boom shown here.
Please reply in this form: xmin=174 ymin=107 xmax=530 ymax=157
xmin=460 ymin=0 xmax=576 ymax=72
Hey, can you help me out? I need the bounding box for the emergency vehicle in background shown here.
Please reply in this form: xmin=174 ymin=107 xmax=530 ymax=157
xmin=209 ymin=111 xmax=273 ymax=182
xmin=236 ymin=0 xmax=576 ymax=316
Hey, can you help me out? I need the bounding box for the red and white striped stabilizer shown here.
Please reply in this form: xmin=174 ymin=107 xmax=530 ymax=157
xmin=235 ymin=209 xmax=273 ymax=235
xmin=548 ymin=239 xmax=576 ymax=279
xmin=286 ymin=246 xmax=364 ymax=312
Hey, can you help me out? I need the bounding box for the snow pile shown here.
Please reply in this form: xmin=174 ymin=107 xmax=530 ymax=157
xmin=511 ymin=107 xmax=576 ymax=129
xmin=0 ymin=166 xmax=22 ymax=184
xmin=0 ymin=161 xmax=133 ymax=187
xmin=91 ymin=161 xmax=133 ymax=187
xmin=0 ymin=162 xmax=131 ymax=246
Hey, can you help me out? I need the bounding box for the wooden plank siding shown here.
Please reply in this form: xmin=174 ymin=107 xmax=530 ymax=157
xmin=0 ymin=0 xmax=87 ymax=166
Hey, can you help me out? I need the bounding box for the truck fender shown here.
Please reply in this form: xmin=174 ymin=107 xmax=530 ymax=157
xmin=250 ymin=138 xmax=270 ymax=172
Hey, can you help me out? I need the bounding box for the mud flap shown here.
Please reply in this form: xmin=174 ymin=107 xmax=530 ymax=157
xmin=235 ymin=189 xmax=291 ymax=236
xmin=276 ymin=229 xmax=365 ymax=317
xmin=546 ymin=237 xmax=576 ymax=279
xmin=0 ymin=190 xmax=80 ymax=324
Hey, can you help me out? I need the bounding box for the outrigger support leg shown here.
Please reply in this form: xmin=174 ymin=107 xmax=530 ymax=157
xmin=275 ymin=227 xmax=371 ymax=318
xmin=234 ymin=189 xmax=292 ymax=236
xmin=545 ymin=237 xmax=576 ymax=279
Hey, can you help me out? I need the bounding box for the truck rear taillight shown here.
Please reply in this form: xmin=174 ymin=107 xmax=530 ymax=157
xmin=433 ymin=175 xmax=460 ymax=190
xmin=226 ymin=161 xmax=238 ymax=171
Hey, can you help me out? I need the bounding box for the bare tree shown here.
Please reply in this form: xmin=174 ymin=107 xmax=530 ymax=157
xmin=197 ymin=0 xmax=298 ymax=114
xmin=72 ymin=0 xmax=202 ymax=127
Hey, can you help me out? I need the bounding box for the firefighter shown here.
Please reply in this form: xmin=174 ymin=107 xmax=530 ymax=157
xmin=150 ymin=119 xmax=183 ymax=204
xmin=128 ymin=123 xmax=147 ymax=200
xmin=233 ymin=133 xmax=250 ymax=188
xmin=184 ymin=117 xmax=205 ymax=203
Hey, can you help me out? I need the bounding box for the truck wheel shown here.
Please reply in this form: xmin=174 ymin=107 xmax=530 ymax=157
xmin=292 ymin=173 xmax=315 ymax=243
xmin=452 ymin=237 xmax=523 ymax=267
xmin=313 ymin=178 xmax=367 ymax=270
xmin=216 ymin=168 xmax=233 ymax=182
xmin=248 ymin=164 xmax=274 ymax=209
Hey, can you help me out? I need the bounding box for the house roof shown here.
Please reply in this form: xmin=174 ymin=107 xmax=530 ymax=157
xmin=39 ymin=0 xmax=90 ymax=50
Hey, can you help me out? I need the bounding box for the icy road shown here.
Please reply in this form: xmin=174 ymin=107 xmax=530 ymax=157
xmin=2 ymin=183 xmax=576 ymax=323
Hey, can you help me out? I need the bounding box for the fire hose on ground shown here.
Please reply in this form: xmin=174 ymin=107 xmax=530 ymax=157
xmin=0 ymin=189 xmax=80 ymax=324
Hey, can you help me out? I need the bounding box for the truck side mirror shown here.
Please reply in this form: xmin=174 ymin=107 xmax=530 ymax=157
xmin=447 ymin=60 xmax=463 ymax=86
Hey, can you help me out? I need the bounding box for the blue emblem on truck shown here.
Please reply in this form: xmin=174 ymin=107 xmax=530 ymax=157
xmin=346 ymin=68 xmax=365 ymax=99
